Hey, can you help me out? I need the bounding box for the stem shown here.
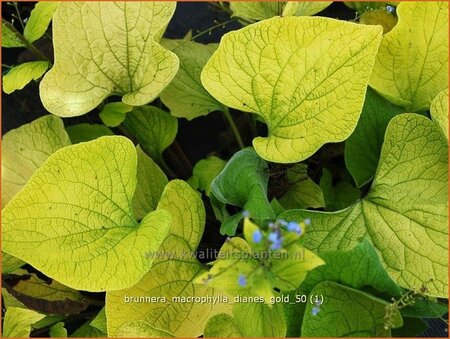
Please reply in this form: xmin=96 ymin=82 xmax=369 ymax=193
xmin=2 ymin=19 xmax=50 ymax=62
xmin=222 ymin=107 xmax=244 ymax=149
xmin=158 ymin=156 xmax=177 ymax=179
xmin=190 ymin=18 xmax=238 ymax=41
xmin=13 ymin=2 xmax=25 ymax=30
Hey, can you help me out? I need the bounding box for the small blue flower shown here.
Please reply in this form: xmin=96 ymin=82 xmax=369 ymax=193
xmin=304 ymin=218 xmax=311 ymax=226
xmin=311 ymin=306 xmax=320 ymax=316
xmin=268 ymin=231 xmax=282 ymax=250
xmin=242 ymin=210 xmax=250 ymax=218
xmin=252 ymin=229 xmax=263 ymax=243
xmin=386 ymin=5 xmax=395 ymax=13
xmin=238 ymin=274 xmax=247 ymax=287
xmin=287 ymin=221 xmax=302 ymax=235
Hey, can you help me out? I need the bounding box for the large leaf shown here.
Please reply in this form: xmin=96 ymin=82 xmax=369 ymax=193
xmin=160 ymin=39 xmax=223 ymax=120
xmin=2 ymin=115 xmax=70 ymax=207
xmin=23 ymin=2 xmax=59 ymax=43
xmin=202 ymin=17 xmax=382 ymax=163
xmin=430 ymin=88 xmax=448 ymax=140
xmin=40 ymin=2 xmax=179 ymax=117
xmin=2 ymin=136 xmax=171 ymax=291
xmin=2 ymin=307 xmax=45 ymax=338
xmin=211 ymin=149 xmax=275 ymax=235
xmin=301 ymin=282 xmax=402 ymax=337
xmin=106 ymin=180 xmax=230 ymax=337
xmin=123 ymin=106 xmax=178 ymax=162
xmin=301 ymin=239 xmax=401 ymax=296
xmin=281 ymin=114 xmax=448 ymax=296
xmin=369 ymin=2 xmax=448 ymax=111
xmin=3 ymin=61 xmax=50 ymax=94
xmin=345 ymin=88 xmax=404 ymax=187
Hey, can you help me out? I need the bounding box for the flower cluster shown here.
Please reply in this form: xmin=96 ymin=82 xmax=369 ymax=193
xmin=250 ymin=217 xmax=311 ymax=251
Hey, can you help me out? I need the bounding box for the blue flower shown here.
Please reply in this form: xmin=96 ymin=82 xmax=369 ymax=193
xmin=386 ymin=5 xmax=395 ymax=13
xmin=304 ymin=218 xmax=311 ymax=226
xmin=287 ymin=221 xmax=302 ymax=235
xmin=268 ymin=231 xmax=282 ymax=250
xmin=252 ymin=229 xmax=263 ymax=243
xmin=238 ymin=274 xmax=247 ymax=287
xmin=311 ymin=306 xmax=320 ymax=316
xmin=242 ymin=210 xmax=250 ymax=218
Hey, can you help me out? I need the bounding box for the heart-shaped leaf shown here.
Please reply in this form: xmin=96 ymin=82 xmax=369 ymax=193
xmin=2 ymin=136 xmax=171 ymax=291
xmin=282 ymin=114 xmax=448 ymax=297
xmin=202 ymin=17 xmax=382 ymax=163
xmin=40 ymin=2 xmax=179 ymax=117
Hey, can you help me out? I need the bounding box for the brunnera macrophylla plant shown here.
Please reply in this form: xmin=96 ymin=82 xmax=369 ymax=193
xmin=1 ymin=1 xmax=448 ymax=338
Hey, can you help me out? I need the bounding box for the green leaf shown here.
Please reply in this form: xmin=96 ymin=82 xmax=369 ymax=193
xmin=11 ymin=273 xmax=84 ymax=303
xmin=301 ymin=281 xmax=402 ymax=337
xmin=3 ymin=61 xmax=50 ymax=94
xmin=282 ymin=1 xmax=332 ymax=16
xmin=123 ymin=106 xmax=178 ymax=162
xmin=230 ymin=2 xmax=331 ymax=22
xmin=71 ymin=321 xmax=105 ymax=338
xmin=2 ymin=253 xmax=25 ymax=274
xmin=280 ymin=164 xmax=325 ymax=209
xmin=401 ymin=298 xmax=448 ymax=319
xmin=369 ymin=2 xmax=448 ymax=111
xmin=204 ymin=314 xmax=243 ymax=338
xmin=2 ymin=306 xmax=45 ymax=338
xmin=230 ymin=2 xmax=286 ymax=21
xmin=66 ymin=123 xmax=114 ymax=144
xmin=233 ymin=301 xmax=287 ymax=337
xmin=99 ymin=102 xmax=133 ymax=127
xmin=345 ymin=88 xmax=404 ymax=187
xmin=90 ymin=308 xmax=107 ymax=333
xmin=132 ymin=146 xmax=168 ymax=220
xmin=2 ymin=115 xmax=70 ymax=207
xmin=319 ymin=168 xmax=361 ymax=211
xmin=190 ymin=156 xmax=226 ymax=197
xmin=115 ymin=321 xmax=174 ymax=338
xmin=49 ymin=322 xmax=67 ymax=338
xmin=2 ymin=21 xmax=26 ymax=47
xmin=302 ymin=239 xmax=401 ymax=296
xmin=430 ymin=88 xmax=448 ymax=140
xmin=23 ymin=2 xmax=59 ymax=43
xmin=39 ymin=2 xmax=179 ymax=117
xmin=282 ymin=114 xmax=448 ymax=296
xmin=106 ymin=180 xmax=231 ymax=337
xmin=2 ymin=136 xmax=171 ymax=291
xmin=211 ymin=149 xmax=274 ymax=235
xmin=202 ymin=17 xmax=382 ymax=163
xmin=160 ymin=39 xmax=223 ymax=120
xmin=359 ymin=8 xmax=398 ymax=34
